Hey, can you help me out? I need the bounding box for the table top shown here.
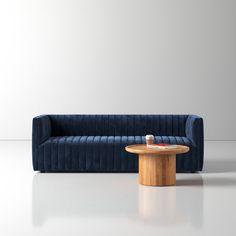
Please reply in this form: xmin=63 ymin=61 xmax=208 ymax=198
xmin=125 ymin=144 xmax=189 ymax=155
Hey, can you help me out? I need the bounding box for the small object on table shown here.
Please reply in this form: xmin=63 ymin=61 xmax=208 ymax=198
xmin=125 ymin=144 xmax=189 ymax=186
xmin=145 ymin=134 xmax=154 ymax=145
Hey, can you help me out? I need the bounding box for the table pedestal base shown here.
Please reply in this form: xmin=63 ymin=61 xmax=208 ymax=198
xmin=138 ymin=154 xmax=176 ymax=186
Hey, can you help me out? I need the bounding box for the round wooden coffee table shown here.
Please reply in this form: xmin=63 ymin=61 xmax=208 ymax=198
xmin=125 ymin=144 xmax=189 ymax=186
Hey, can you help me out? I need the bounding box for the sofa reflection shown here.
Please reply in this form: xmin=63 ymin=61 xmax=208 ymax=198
xmin=32 ymin=174 xmax=203 ymax=228
xmin=32 ymin=173 xmax=138 ymax=226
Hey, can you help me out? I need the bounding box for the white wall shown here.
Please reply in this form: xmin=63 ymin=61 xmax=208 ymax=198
xmin=0 ymin=0 xmax=236 ymax=140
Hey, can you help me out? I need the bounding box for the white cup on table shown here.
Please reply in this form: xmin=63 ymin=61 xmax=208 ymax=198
xmin=145 ymin=134 xmax=154 ymax=145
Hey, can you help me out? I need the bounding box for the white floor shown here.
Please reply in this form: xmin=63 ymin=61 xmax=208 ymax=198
xmin=0 ymin=141 xmax=236 ymax=236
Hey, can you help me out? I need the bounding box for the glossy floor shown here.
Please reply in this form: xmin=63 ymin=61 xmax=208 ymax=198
xmin=0 ymin=141 xmax=236 ymax=236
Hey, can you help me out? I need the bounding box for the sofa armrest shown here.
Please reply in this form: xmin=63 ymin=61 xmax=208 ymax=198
xmin=32 ymin=115 xmax=51 ymax=146
xmin=32 ymin=115 xmax=51 ymax=170
xmin=185 ymin=115 xmax=204 ymax=146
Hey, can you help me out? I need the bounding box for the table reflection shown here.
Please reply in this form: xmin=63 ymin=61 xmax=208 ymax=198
xmin=138 ymin=175 xmax=204 ymax=227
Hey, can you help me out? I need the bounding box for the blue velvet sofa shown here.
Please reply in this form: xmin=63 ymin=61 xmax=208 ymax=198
xmin=32 ymin=115 xmax=204 ymax=172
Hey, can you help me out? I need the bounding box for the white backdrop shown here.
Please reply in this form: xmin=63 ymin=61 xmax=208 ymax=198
xmin=0 ymin=0 xmax=236 ymax=140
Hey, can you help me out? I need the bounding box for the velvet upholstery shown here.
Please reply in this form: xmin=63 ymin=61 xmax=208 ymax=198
xmin=32 ymin=115 xmax=204 ymax=172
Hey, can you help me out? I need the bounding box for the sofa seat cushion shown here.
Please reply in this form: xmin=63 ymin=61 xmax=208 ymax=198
xmin=38 ymin=136 xmax=193 ymax=171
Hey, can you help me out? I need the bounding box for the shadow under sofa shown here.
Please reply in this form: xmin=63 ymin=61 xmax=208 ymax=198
xmin=32 ymin=114 xmax=204 ymax=172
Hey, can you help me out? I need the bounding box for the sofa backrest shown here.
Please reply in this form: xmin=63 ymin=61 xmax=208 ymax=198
xmin=49 ymin=115 xmax=188 ymax=137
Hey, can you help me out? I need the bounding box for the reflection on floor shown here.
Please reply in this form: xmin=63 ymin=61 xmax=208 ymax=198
xmin=0 ymin=141 xmax=236 ymax=236
xmin=139 ymin=175 xmax=204 ymax=228
xmin=32 ymin=174 xmax=204 ymax=228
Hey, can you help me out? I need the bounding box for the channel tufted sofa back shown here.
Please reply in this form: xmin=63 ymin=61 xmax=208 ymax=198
xmin=49 ymin=115 xmax=188 ymax=137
